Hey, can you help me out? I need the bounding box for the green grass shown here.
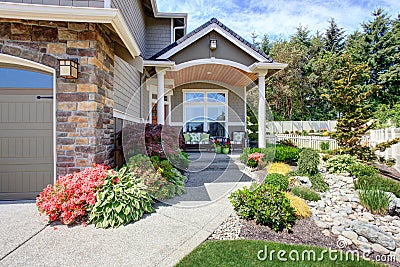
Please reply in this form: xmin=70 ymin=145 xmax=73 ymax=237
xmin=176 ymin=240 xmax=383 ymax=267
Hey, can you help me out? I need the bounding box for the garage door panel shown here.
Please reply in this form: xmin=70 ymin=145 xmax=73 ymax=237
xmin=0 ymin=171 xmax=52 ymax=193
xmin=0 ymin=89 xmax=53 ymax=200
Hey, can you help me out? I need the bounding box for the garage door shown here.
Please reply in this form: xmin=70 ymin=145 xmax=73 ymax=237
xmin=0 ymin=67 xmax=53 ymax=200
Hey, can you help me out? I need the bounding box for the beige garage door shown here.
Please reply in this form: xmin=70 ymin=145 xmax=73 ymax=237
xmin=0 ymin=88 xmax=53 ymax=200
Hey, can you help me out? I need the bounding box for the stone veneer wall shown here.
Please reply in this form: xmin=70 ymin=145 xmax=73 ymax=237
xmin=0 ymin=18 xmax=115 ymax=176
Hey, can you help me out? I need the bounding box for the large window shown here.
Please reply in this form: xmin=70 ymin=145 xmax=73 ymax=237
xmin=184 ymin=91 xmax=227 ymax=137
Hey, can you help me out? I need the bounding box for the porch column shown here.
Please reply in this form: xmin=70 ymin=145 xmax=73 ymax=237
xmin=258 ymin=72 xmax=267 ymax=148
xmin=157 ymin=71 xmax=165 ymax=125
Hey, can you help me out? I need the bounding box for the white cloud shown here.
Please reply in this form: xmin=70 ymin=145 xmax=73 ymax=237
xmin=156 ymin=0 xmax=400 ymax=42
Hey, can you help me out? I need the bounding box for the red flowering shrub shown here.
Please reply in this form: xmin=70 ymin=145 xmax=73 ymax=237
xmin=36 ymin=165 xmax=109 ymax=225
xmin=120 ymin=122 xmax=186 ymax=169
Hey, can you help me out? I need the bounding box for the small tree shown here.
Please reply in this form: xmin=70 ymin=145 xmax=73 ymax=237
xmin=323 ymin=53 xmax=378 ymax=161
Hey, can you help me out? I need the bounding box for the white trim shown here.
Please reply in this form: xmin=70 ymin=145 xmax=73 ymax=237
xmin=0 ymin=2 xmax=140 ymax=57
xmin=157 ymin=23 xmax=267 ymax=62
xmin=170 ymin=122 xmax=184 ymax=127
xmin=0 ymin=54 xmax=54 ymax=73
xmin=249 ymin=62 xmax=288 ymax=72
xmin=113 ymin=109 xmax=143 ymax=123
xmin=143 ymin=60 xmax=175 ymax=67
xmin=227 ymin=122 xmax=246 ymax=126
xmin=173 ymin=58 xmax=250 ymax=73
xmin=150 ymin=0 xmax=187 ymax=19
xmin=0 ymin=54 xmax=57 ymax=184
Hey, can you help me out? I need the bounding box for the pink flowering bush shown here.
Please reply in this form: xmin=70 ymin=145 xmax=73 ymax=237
xmin=247 ymin=152 xmax=265 ymax=168
xmin=36 ymin=165 xmax=109 ymax=225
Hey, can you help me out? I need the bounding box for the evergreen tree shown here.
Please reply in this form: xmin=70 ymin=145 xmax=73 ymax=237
xmin=323 ymin=53 xmax=378 ymax=160
xmin=324 ymin=18 xmax=346 ymax=54
xmin=260 ymin=34 xmax=272 ymax=55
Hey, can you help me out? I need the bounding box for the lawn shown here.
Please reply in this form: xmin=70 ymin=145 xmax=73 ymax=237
xmin=175 ymin=240 xmax=383 ymax=267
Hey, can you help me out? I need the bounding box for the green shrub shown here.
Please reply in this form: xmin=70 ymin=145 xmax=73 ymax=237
xmin=291 ymin=186 xmax=321 ymax=201
xmin=88 ymin=167 xmax=154 ymax=228
xmin=239 ymin=147 xmax=274 ymax=164
xmin=229 ymin=183 xmax=297 ymax=231
xmin=274 ymin=144 xmax=301 ymax=163
xmin=357 ymin=181 xmax=390 ymax=215
xmin=325 ymin=154 xmax=356 ymax=174
xmin=322 ymin=154 xmax=333 ymax=162
xmin=298 ymin=148 xmax=320 ymax=176
xmin=169 ymin=151 xmax=190 ymax=170
xmin=247 ymin=158 xmax=258 ymax=168
xmin=349 ymin=163 xmax=378 ymax=178
xmin=309 ymin=173 xmax=329 ymax=192
xmin=320 ymin=142 xmax=329 ymax=151
xmin=277 ymin=139 xmax=296 ymax=147
xmin=264 ymin=173 xmax=289 ymax=191
xmin=127 ymin=154 xmax=185 ymax=200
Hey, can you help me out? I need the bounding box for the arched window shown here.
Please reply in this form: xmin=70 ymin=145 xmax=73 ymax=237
xmin=0 ymin=67 xmax=52 ymax=88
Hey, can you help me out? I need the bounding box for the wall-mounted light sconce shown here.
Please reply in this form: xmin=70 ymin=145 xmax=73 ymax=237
xmin=210 ymin=39 xmax=217 ymax=50
xmin=59 ymin=58 xmax=79 ymax=79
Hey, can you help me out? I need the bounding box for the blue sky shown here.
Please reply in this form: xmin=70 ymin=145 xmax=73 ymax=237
xmin=156 ymin=0 xmax=400 ymax=42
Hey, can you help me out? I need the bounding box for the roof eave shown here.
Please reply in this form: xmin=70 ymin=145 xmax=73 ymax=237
xmin=0 ymin=2 xmax=141 ymax=57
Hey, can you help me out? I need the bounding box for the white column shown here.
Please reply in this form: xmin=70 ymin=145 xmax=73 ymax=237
xmin=258 ymin=73 xmax=266 ymax=148
xmin=157 ymin=71 xmax=165 ymax=125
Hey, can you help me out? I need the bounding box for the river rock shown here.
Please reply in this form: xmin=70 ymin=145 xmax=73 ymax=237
xmin=293 ymin=176 xmax=312 ymax=188
xmin=372 ymin=243 xmax=390 ymax=255
xmin=352 ymin=221 xmax=396 ymax=250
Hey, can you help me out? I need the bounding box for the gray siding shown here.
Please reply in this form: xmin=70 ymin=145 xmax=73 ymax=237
xmin=112 ymin=0 xmax=146 ymax=56
xmin=1 ymin=0 xmax=104 ymax=7
xmin=171 ymin=31 xmax=257 ymax=66
xmin=114 ymin=56 xmax=141 ymax=119
xmin=145 ymin=17 xmax=172 ymax=59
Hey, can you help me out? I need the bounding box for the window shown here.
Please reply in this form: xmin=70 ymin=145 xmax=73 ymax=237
xmin=184 ymin=91 xmax=227 ymax=137
xmin=173 ymin=18 xmax=186 ymax=42
xmin=0 ymin=67 xmax=52 ymax=88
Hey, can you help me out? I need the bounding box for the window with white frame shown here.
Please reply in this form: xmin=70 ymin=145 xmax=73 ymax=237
xmin=172 ymin=18 xmax=186 ymax=42
xmin=184 ymin=91 xmax=227 ymax=137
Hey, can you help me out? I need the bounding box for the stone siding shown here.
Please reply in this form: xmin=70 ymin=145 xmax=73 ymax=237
xmin=0 ymin=18 xmax=115 ymax=176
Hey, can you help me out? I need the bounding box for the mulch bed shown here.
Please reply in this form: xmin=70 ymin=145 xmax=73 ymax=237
xmin=239 ymin=218 xmax=339 ymax=249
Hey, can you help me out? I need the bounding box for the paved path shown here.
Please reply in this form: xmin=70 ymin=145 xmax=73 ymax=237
xmin=0 ymin=153 xmax=251 ymax=267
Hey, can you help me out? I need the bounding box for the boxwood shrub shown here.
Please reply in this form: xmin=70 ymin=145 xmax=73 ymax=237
xmin=264 ymin=173 xmax=289 ymax=191
xmin=229 ymin=183 xmax=297 ymax=231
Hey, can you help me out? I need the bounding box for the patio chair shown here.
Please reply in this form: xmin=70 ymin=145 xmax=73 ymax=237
xmin=231 ymin=131 xmax=246 ymax=151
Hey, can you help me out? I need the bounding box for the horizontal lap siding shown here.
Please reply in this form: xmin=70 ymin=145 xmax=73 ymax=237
xmin=3 ymin=0 xmax=104 ymax=7
xmin=112 ymin=0 xmax=146 ymax=56
xmin=145 ymin=17 xmax=171 ymax=59
xmin=114 ymin=56 xmax=141 ymax=119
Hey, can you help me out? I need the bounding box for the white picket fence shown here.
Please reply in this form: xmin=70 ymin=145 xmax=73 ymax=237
xmin=266 ymin=134 xmax=339 ymax=150
xmin=369 ymin=127 xmax=400 ymax=172
xmin=266 ymin=120 xmax=337 ymax=134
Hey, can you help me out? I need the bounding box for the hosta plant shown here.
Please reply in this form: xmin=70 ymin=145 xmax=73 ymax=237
xmin=88 ymin=167 xmax=154 ymax=228
xmin=325 ymin=154 xmax=356 ymax=174
xmin=36 ymin=165 xmax=109 ymax=225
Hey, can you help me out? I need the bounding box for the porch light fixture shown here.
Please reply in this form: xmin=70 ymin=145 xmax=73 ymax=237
xmin=210 ymin=39 xmax=217 ymax=50
xmin=58 ymin=58 xmax=79 ymax=79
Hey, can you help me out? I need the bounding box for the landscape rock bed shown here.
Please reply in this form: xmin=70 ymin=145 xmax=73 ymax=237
xmin=311 ymin=167 xmax=400 ymax=263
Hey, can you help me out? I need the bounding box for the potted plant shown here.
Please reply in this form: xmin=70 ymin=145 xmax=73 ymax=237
xmin=221 ymin=140 xmax=231 ymax=154
xmin=213 ymin=140 xmax=222 ymax=154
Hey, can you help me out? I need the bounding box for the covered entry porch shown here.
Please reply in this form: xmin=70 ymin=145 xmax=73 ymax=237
xmin=144 ymin=18 xmax=286 ymax=148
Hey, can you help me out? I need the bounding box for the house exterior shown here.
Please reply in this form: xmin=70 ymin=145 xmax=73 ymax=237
xmin=0 ymin=0 xmax=286 ymax=200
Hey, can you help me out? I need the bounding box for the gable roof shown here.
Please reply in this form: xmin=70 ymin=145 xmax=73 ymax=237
xmin=148 ymin=18 xmax=273 ymax=63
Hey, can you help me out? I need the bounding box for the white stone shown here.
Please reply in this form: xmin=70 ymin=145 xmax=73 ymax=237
xmin=322 ymin=229 xmax=331 ymax=237
xmin=372 ymin=243 xmax=390 ymax=255
xmin=342 ymin=230 xmax=358 ymax=241
xmin=315 ymin=220 xmax=330 ymax=229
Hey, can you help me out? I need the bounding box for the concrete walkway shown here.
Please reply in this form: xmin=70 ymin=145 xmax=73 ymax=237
xmin=0 ymin=153 xmax=251 ymax=267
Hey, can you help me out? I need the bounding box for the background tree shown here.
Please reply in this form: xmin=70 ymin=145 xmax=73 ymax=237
xmin=324 ymin=18 xmax=346 ymax=54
